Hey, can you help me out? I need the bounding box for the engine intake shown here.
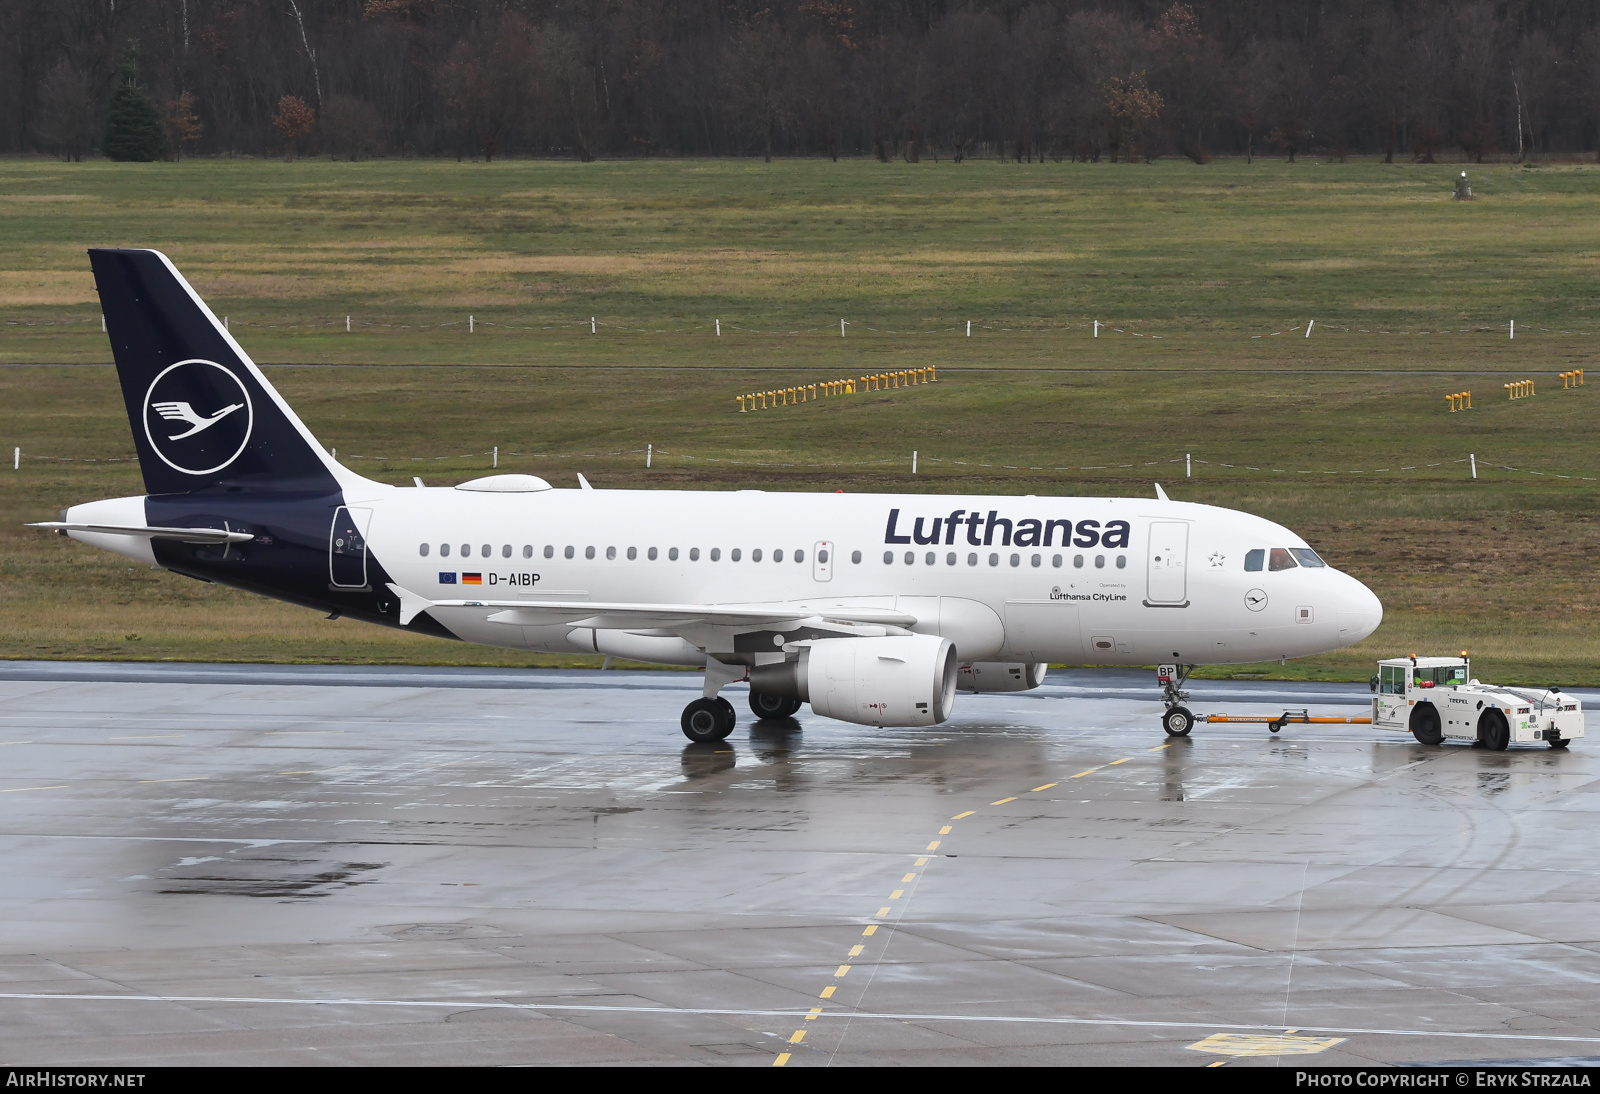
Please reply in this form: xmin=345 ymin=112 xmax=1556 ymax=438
xmin=749 ymin=634 xmax=958 ymax=727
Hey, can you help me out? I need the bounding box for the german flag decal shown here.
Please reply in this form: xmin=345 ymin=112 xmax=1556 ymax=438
xmin=462 ymin=573 xmax=483 ymax=585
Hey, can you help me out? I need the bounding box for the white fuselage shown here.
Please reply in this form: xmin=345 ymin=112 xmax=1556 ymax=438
xmin=310 ymin=481 xmax=1383 ymax=666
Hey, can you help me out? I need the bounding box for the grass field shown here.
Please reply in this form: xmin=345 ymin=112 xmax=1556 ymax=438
xmin=1 ymin=156 xmax=1597 ymax=683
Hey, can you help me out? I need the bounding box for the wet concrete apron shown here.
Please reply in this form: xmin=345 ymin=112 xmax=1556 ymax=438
xmin=0 ymin=663 xmax=1596 ymax=1066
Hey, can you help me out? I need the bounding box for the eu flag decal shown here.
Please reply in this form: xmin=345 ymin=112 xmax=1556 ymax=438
xmin=439 ymin=572 xmax=457 ymax=585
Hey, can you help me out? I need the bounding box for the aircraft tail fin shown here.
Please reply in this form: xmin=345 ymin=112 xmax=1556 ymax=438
xmin=89 ymin=248 xmax=356 ymax=496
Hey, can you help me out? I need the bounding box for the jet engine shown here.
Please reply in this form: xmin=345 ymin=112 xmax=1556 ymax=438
xmin=749 ymin=634 xmax=957 ymax=727
xmin=957 ymin=662 xmax=1049 ymax=693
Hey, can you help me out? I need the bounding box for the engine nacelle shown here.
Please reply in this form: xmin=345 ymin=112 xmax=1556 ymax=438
xmin=749 ymin=634 xmax=957 ymax=727
xmin=957 ymin=662 xmax=1048 ymax=693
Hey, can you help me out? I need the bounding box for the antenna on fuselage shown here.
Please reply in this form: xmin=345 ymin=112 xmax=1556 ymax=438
xmin=577 ymin=473 xmax=594 ymax=490
xmin=1154 ymin=483 xmax=1169 ymax=502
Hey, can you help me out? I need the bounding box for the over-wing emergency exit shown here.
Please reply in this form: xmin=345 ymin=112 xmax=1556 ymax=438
xmin=34 ymin=250 xmax=1384 ymax=742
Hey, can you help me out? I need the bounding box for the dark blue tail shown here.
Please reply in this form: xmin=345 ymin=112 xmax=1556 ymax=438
xmin=89 ymin=248 xmax=344 ymax=496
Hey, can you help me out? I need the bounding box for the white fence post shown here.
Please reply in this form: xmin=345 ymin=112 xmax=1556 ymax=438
xmin=647 ymin=443 xmax=653 ymax=468
xmin=346 ymin=315 xmax=351 ymax=332
xmin=1510 ymin=319 xmax=1515 ymax=340
xmin=841 ymin=318 xmax=846 ymax=337
xmin=493 ymin=446 xmax=498 ymax=468
xmin=912 ymin=450 xmax=918 ymax=474
xmin=1093 ymin=320 xmax=1099 ymax=338
xmin=591 ymin=317 xmax=596 ymax=334
xmin=1186 ymin=453 xmax=1191 ymax=478
xmin=101 ymin=314 xmax=105 ymax=332
xmin=1470 ymin=453 xmax=1477 ymax=480
xmin=224 ymin=316 xmax=228 ymax=330
xmin=966 ymin=320 xmax=971 ymax=337
xmin=1306 ymin=319 xmax=1315 ymax=338
xmin=12 ymin=447 xmax=17 ymax=471
xmin=469 ymin=315 xmax=474 ymax=334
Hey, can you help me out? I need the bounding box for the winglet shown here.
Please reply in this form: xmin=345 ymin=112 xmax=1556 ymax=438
xmin=387 ymin=583 xmax=434 ymax=626
xmin=1154 ymin=483 xmax=1169 ymax=502
xmin=577 ymin=473 xmax=593 ymax=490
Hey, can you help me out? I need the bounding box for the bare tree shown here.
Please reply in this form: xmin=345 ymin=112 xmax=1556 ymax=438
xmin=320 ymin=94 xmax=383 ymax=160
xmin=164 ymin=88 xmax=202 ymax=160
xmin=34 ymin=57 xmax=96 ymax=160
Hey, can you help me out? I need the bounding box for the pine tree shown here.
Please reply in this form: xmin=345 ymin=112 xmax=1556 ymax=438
xmin=102 ymin=48 xmax=165 ymax=162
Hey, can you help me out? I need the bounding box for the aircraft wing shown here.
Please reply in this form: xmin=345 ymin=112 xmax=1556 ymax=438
xmin=28 ymin=521 xmax=256 ymax=544
xmin=387 ymin=584 xmax=917 ymax=631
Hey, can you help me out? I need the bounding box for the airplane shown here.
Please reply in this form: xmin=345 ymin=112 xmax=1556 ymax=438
xmin=32 ymin=249 xmax=1384 ymax=743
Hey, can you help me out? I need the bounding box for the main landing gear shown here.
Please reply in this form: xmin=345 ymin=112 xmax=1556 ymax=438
xmin=1161 ymin=663 xmax=1196 ymax=737
xmin=681 ymin=697 xmax=738 ymax=743
xmin=750 ymin=691 xmax=802 ymax=720
xmin=681 ymin=656 xmax=747 ymax=743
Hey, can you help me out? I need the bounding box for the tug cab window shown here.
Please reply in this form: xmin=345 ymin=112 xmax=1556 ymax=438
xmin=1268 ymin=548 xmax=1298 ymax=571
xmin=1434 ymin=665 xmax=1468 ymax=686
xmin=1380 ymin=665 xmax=1405 ymax=694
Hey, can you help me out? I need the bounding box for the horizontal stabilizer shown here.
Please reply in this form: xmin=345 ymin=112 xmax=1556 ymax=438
xmin=29 ymin=521 xmax=254 ymax=544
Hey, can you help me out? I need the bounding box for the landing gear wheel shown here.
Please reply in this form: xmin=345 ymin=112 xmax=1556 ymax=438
xmin=682 ymin=697 xmax=735 ymax=743
xmin=1550 ymin=737 xmax=1571 ymax=750
xmin=1410 ymin=704 xmax=1443 ymax=746
xmin=1478 ymin=709 xmax=1510 ymax=752
xmin=1162 ymin=706 xmax=1194 ymax=737
xmin=750 ymin=691 xmax=802 ymax=720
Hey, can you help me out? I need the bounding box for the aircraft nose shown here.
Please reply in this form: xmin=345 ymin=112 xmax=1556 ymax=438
xmin=1337 ymin=574 xmax=1384 ymax=644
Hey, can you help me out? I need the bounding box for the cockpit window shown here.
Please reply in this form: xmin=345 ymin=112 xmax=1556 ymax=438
xmin=1268 ymin=547 xmax=1298 ymax=571
xmin=1244 ymin=549 xmax=1264 ymax=572
xmin=1288 ymin=548 xmax=1326 ymax=568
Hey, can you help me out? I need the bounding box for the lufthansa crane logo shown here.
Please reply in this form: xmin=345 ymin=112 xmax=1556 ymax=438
xmin=142 ymin=359 xmax=254 ymax=475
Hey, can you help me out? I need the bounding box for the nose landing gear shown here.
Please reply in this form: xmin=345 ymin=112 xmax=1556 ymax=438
xmin=1159 ymin=663 xmax=1195 ymax=737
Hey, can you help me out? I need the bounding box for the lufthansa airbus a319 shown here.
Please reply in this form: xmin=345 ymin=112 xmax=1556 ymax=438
xmin=34 ymin=249 xmax=1384 ymax=742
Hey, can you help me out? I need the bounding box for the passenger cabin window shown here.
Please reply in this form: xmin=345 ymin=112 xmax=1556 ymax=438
xmin=1244 ymin=549 xmax=1264 ymax=572
xmin=1289 ymin=548 xmax=1327 ymax=568
xmin=752 ymin=549 xmax=763 ymax=562
xmin=668 ymin=548 xmax=678 ymax=561
xmin=709 ymin=548 xmax=720 ymax=561
xmin=851 ymin=550 xmax=862 ymax=564
xmin=545 ymin=545 xmax=554 ymax=559
xmin=502 ymin=544 xmax=512 ymax=558
xmin=731 ymin=548 xmax=741 ymax=562
xmin=523 ymin=545 xmax=532 ymax=558
xmin=419 ymin=543 xmax=430 ymax=557
xmin=648 ymin=547 xmax=657 ymax=560
xmin=441 ymin=543 xmax=451 ymax=557
xmin=1268 ymin=548 xmax=1298 ymax=571
xmin=794 ymin=549 xmax=804 ymax=563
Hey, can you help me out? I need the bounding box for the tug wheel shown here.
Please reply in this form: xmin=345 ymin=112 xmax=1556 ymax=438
xmin=1162 ymin=706 xmax=1194 ymax=737
xmin=1549 ymin=738 xmax=1571 ymax=750
xmin=1410 ymin=703 xmax=1443 ymax=746
xmin=1478 ymin=709 xmax=1510 ymax=752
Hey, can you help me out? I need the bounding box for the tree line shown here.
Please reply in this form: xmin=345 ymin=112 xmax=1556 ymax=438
xmin=7 ymin=0 xmax=1600 ymax=164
